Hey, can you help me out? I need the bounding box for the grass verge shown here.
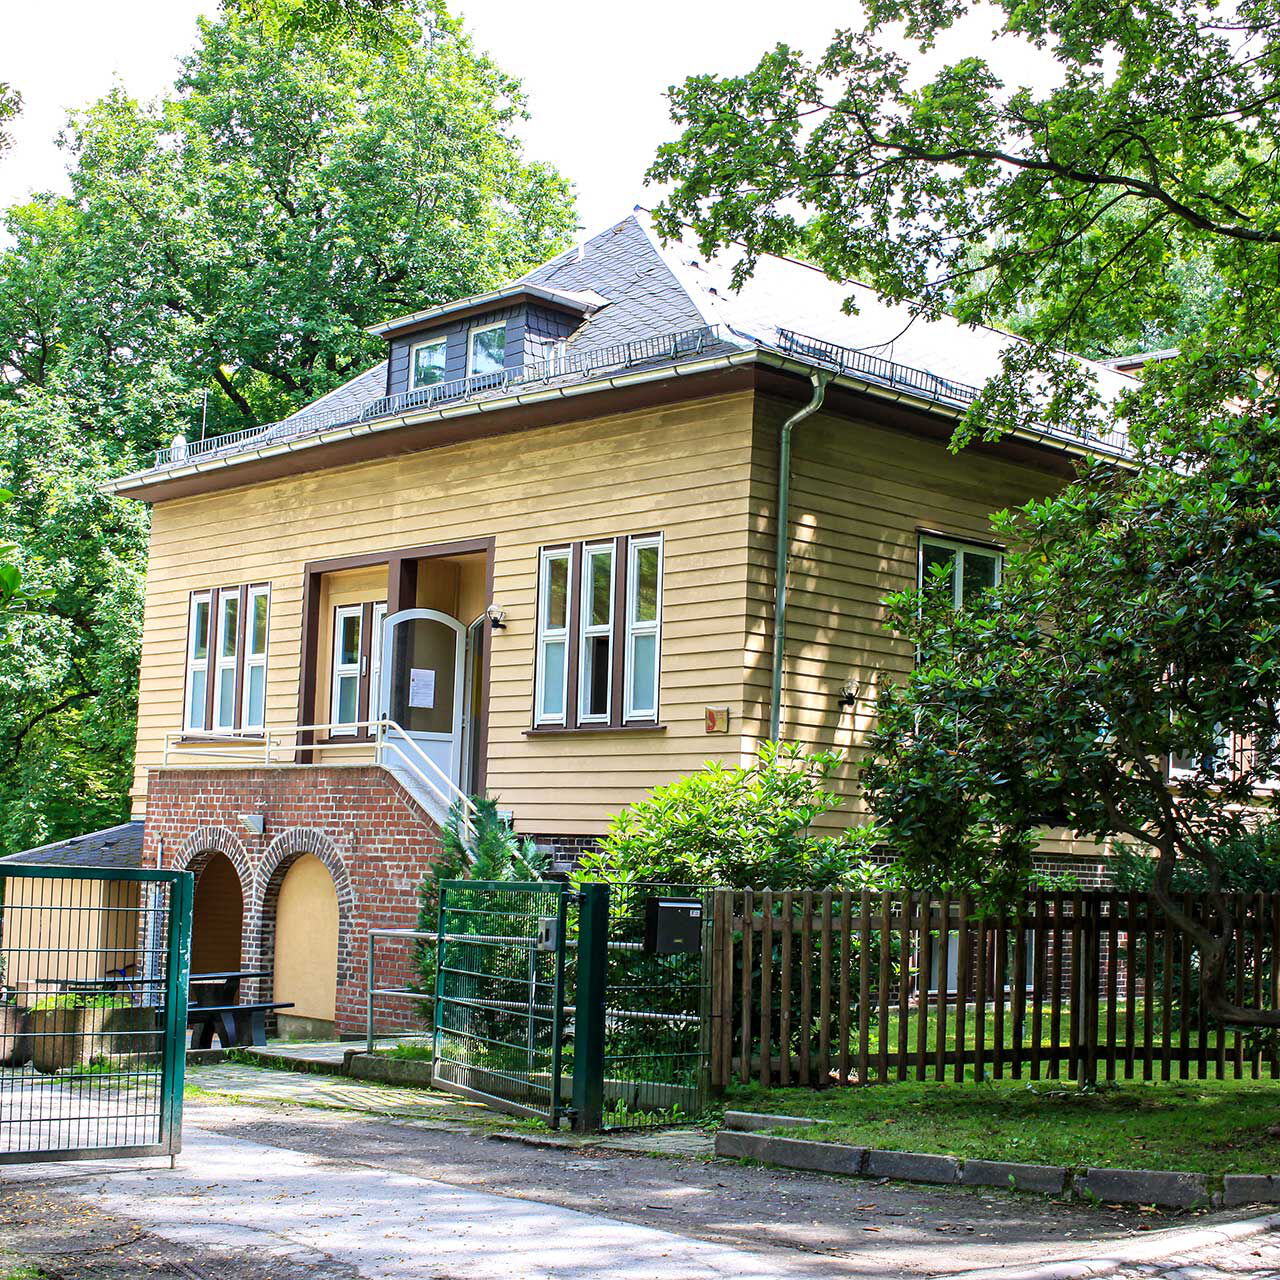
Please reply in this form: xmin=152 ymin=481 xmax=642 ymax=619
xmin=729 ymin=1076 xmax=1280 ymax=1175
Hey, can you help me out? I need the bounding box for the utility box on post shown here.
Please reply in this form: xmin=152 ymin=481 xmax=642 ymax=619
xmin=643 ymin=897 xmax=703 ymax=955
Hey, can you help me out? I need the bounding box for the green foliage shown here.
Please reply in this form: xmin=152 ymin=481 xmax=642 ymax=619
xmin=0 ymin=81 xmax=18 ymax=158
xmin=1115 ymin=824 xmax=1280 ymax=896
xmin=29 ymin=993 xmax=131 ymax=1013
xmin=0 ymin=4 xmax=575 ymax=856
xmin=225 ymin=0 xmax=419 ymax=47
xmin=413 ymin=797 xmax=549 ymax=993
xmin=576 ymin=741 xmax=889 ymax=890
xmin=650 ymin=0 xmax=1280 ymax=450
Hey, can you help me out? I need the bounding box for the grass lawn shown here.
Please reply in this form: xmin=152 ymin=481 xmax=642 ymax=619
xmin=729 ymin=1076 xmax=1280 ymax=1175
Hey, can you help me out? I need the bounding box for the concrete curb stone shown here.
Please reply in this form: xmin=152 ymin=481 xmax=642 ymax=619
xmin=962 ymin=1159 xmax=1067 ymax=1195
xmin=714 ymin=1130 xmax=866 ymax=1175
xmin=1223 ymin=1174 xmax=1280 ymax=1207
xmin=864 ymin=1148 xmax=961 ymax=1184
xmin=723 ymin=1110 xmax=832 ymax=1133
xmin=1075 ymin=1167 xmax=1211 ymax=1210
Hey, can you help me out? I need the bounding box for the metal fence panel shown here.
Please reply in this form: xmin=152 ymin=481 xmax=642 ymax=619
xmin=0 ymin=864 xmax=192 ymax=1164
xmin=432 ymin=880 xmax=570 ymax=1126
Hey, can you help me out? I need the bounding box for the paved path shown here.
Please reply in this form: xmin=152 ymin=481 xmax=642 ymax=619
xmin=1113 ymin=1230 xmax=1280 ymax=1279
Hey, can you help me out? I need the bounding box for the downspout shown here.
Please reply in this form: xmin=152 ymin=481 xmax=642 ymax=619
xmin=769 ymin=371 xmax=832 ymax=741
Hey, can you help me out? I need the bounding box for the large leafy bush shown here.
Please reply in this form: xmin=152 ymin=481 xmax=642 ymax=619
xmin=575 ymin=742 xmax=888 ymax=890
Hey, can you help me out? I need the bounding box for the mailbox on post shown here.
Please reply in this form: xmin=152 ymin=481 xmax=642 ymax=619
xmin=643 ymin=897 xmax=703 ymax=955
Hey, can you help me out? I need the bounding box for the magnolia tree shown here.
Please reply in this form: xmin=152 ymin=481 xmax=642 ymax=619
xmin=651 ymin=0 xmax=1280 ymax=1022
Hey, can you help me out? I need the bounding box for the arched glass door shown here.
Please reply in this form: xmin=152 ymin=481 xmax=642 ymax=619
xmin=377 ymin=608 xmax=466 ymax=789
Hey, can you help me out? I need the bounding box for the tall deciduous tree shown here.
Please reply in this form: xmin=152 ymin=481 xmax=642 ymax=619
xmin=651 ymin=0 xmax=1280 ymax=1021
xmin=0 ymin=3 xmax=575 ymax=855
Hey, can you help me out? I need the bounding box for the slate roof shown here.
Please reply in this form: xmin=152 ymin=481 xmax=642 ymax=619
xmin=0 ymin=822 xmax=145 ymax=870
xmin=132 ymin=210 xmax=1139 ymax=477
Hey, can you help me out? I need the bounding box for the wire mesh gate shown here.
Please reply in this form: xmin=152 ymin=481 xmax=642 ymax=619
xmin=431 ymin=881 xmax=711 ymax=1131
xmin=0 ymin=864 xmax=193 ymax=1164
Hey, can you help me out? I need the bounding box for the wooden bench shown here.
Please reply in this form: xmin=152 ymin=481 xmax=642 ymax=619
xmin=188 ymin=1001 xmax=294 ymax=1049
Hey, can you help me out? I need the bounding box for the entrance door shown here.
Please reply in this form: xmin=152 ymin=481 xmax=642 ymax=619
xmin=378 ymin=608 xmax=467 ymax=791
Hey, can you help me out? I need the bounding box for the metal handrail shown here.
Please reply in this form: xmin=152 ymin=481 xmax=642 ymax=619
xmin=151 ymin=325 xmax=722 ymax=468
xmin=162 ymin=718 xmax=478 ymax=841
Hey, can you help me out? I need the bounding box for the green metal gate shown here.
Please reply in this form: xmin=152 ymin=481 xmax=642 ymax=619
xmin=432 ymin=880 xmax=710 ymax=1132
xmin=0 ymin=864 xmax=193 ymax=1164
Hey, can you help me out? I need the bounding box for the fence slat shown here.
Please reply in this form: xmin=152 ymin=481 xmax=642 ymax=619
xmin=858 ymin=890 xmax=871 ymax=1085
xmin=799 ymin=891 xmax=814 ymax=1087
xmin=1049 ymin=892 xmax=1065 ymax=1080
xmin=759 ymin=890 xmax=774 ymax=1089
xmin=878 ymin=891 xmax=892 ymax=1084
xmin=955 ymin=894 xmax=972 ymax=1084
xmin=819 ymin=890 xmax=833 ymax=1086
xmin=935 ymin=895 xmax=952 ymax=1082
xmin=897 ymin=891 xmax=912 ymax=1082
xmin=1179 ymin=891 xmax=1194 ymax=1081
xmin=974 ymin=905 xmax=989 ymax=1083
xmin=1030 ymin=894 xmax=1046 ymax=1081
xmin=740 ymin=887 xmax=754 ymax=1087
xmin=779 ymin=890 xmax=793 ymax=1087
xmin=1125 ymin=891 xmax=1139 ymax=1080
xmin=838 ymin=891 xmax=851 ymax=1086
xmin=916 ymin=898 xmax=932 ymax=1083
xmin=993 ymin=904 xmax=1008 ymax=1080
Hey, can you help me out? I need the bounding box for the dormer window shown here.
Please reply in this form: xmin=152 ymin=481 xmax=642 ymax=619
xmin=468 ymin=322 xmax=506 ymax=377
xmin=411 ymin=336 xmax=447 ymax=390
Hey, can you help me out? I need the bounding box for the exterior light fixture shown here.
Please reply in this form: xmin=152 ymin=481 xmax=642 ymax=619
xmin=486 ymin=604 xmax=508 ymax=631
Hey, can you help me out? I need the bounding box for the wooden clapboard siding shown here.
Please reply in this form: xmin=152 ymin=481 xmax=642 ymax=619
xmin=132 ymin=391 xmax=759 ymax=833
xmin=743 ymin=394 xmax=1091 ymax=855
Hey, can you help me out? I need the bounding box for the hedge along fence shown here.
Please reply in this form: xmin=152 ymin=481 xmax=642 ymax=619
xmin=708 ymin=889 xmax=1280 ymax=1090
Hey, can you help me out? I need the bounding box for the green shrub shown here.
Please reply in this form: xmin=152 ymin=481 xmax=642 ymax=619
xmin=413 ymin=796 xmax=550 ymax=996
xmin=575 ymin=741 xmax=890 ymax=890
xmin=29 ymin=992 xmax=130 ymax=1013
xmin=1113 ymin=822 xmax=1280 ymax=894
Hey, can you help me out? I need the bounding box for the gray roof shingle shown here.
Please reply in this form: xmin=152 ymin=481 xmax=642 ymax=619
xmin=0 ymin=822 xmax=145 ymax=870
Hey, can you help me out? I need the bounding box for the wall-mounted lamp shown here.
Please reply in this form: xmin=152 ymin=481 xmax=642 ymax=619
xmin=837 ymin=681 xmax=860 ymax=710
xmin=237 ymin=813 xmax=265 ymax=836
xmin=486 ymin=604 xmax=508 ymax=632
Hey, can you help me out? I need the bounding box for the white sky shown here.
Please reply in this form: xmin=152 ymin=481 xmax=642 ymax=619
xmin=0 ymin=1 xmax=1027 ymax=234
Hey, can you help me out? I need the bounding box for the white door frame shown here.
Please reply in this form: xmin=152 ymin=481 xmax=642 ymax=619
xmin=378 ymin=607 xmax=467 ymax=786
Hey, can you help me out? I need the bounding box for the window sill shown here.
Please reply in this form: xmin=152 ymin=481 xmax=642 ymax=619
xmin=524 ymin=723 xmax=666 ymax=737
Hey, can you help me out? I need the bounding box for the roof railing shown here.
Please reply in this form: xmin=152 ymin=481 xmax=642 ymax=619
xmin=773 ymin=327 xmax=1132 ymax=457
xmin=150 ymin=325 xmax=723 ymax=469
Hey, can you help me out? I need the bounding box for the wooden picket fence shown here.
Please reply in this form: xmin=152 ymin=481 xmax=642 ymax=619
xmin=708 ymin=888 xmax=1280 ymax=1090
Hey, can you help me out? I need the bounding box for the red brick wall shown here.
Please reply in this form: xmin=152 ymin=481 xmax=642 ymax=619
xmin=144 ymin=765 xmax=445 ymax=1035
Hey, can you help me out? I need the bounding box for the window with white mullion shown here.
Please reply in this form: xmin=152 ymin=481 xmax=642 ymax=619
xmin=410 ymin=336 xmax=447 ymax=390
xmin=240 ymin=586 xmax=270 ymax=733
xmin=578 ymin=543 xmax=615 ymax=724
xmin=211 ymin=587 xmax=242 ymax=732
xmin=624 ymin=535 xmax=662 ymax=721
xmin=184 ymin=591 xmax=213 ymax=732
xmin=918 ymin=534 xmax=1002 ymax=608
xmin=369 ymin=601 xmax=388 ymax=726
xmin=535 ymin=549 xmax=571 ymax=726
xmin=330 ymin=605 xmax=364 ymax=735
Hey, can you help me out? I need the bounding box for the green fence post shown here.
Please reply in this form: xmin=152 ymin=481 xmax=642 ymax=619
xmin=573 ymin=882 xmax=609 ymax=1133
xmin=161 ymin=871 xmax=194 ymax=1159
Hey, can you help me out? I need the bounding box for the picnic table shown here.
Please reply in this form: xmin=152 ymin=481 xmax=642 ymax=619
xmin=187 ymin=970 xmax=293 ymax=1048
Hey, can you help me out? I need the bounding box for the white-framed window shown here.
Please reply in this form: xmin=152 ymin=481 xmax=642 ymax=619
xmin=467 ymin=322 xmax=506 ymax=377
xmin=918 ymin=534 xmax=1002 ymax=607
xmin=578 ymin=542 xmax=615 ymax=724
xmin=211 ymin=587 xmax=241 ymax=732
xmin=241 ymin=585 xmax=270 ymax=733
xmin=184 ymin=591 xmax=213 ymax=731
xmin=410 ymin=336 xmax=447 ymax=390
xmin=624 ymin=535 xmax=662 ymax=721
xmin=1169 ymin=724 xmax=1233 ymax=781
xmin=534 ymin=548 xmax=571 ymax=726
xmin=369 ymin=601 xmax=388 ymax=722
xmin=330 ymin=605 xmax=364 ymax=735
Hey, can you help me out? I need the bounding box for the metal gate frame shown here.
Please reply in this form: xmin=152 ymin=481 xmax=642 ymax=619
xmin=432 ymin=879 xmax=571 ymax=1126
xmin=431 ymin=880 xmax=711 ymax=1133
xmin=0 ymin=864 xmax=193 ymax=1165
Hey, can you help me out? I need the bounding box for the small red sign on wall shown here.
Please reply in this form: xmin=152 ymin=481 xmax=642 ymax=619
xmin=704 ymin=706 xmax=730 ymax=734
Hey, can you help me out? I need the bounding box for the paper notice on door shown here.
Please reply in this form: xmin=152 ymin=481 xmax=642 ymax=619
xmin=408 ymin=667 xmax=436 ymax=709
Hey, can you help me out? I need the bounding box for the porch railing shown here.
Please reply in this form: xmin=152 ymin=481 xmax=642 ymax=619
xmin=161 ymin=719 xmax=477 ymax=841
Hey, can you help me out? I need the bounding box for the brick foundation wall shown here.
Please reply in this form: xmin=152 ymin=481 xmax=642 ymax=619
xmin=144 ymin=765 xmax=446 ymax=1036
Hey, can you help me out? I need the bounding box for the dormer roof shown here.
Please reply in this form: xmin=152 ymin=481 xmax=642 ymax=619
xmin=368 ymin=282 xmax=607 ymax=339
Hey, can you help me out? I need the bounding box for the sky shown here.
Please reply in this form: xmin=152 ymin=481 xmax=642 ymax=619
xmin=0 ymin=1 xmax=1017 ymax=235
xmin=0 ymin=1 xmax=854 ymax=232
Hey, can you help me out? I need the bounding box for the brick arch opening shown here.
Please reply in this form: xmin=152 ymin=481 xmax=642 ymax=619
xmin=258 ymin=829 xmax=355 ymax=1038
xmin=176 ymin=827 xmax=254 ymax=976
